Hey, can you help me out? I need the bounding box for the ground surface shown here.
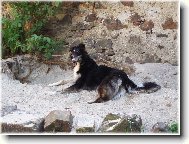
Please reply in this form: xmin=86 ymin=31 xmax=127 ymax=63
xmin=1 ymin=62 xmax=179 ymax=133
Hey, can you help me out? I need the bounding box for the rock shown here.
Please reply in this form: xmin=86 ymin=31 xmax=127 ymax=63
xmin=76 ymin=22 xmax=95 ymax=31
xmin=110 ymin=31 xmax=119 ymax=39
xmin=162 ymin=17 xmax=178 ymax=30
xmin=67 ymin=31 xmax=74 ymax=37
xmin=142 ymin=53 xmax=161 ymax=63
xmin=157 ymin=45 xmax=164 ymax=49
xmin=76 ymin=127 xmax=94 ymax=133
xmin=98 ymin=113 xmax=142 ymax=133
xmin=121 ymin=1 xmax=134 ymax=7
xmin=1 ymin=105 xmax=17 ymax=117
xmin=86 ymin=23 xmax=95 ymax=30
xmin=95 ymin=39 xmax=113 ymax=53
xmin=106 ymin=49 xmax=115 ymax=56
xmin=128 ymin=35 xmax=141 ymax=44
xmin=130 ymin=13 xmax=141 ymax=26
xmin=44 ymin=110 xmax=72 ymax=132
xmin=151 ymin=122 xmax=169 ymax=133
xmin=85 ymin=38 xmax=96 ymax=49
xmin=140 ymin=20 xmax=154 ymax=31
xmin=55 ymin=14 xmax=66 ymax=21
xmin=125 ymin=57 xmax=133 ymax=64
xmin=1 ymin=59 xmax=18 ymax=79
xmin=174 ymin=34 xmax=177 ymax=40
xmin=71 ymin=25 xmax=77 ymax=31
xmin=85 ymin=13 xmax=97 ymax=22
xmin=59 ymin=14 xmax=72 ymax=26
xmin=94 ymin=2 xmax=106 ymax=9
xmin=101 ymin=30 xmax=107 ymax=37
xmin=1 ymin=123 xmax=36 ymax=133
xmin=76 ymin=22 xmax=86 ymax=30
xmin=1 ymin=111 xmax=44 ymax=133
xmin=76 ymin=115 xmax=95 ymax=133
xmin=1 ymin=119 xmax=44 ymax=133
xmin=74 ymin=31 xmax=84 ymax=37
xmin=70 ymin=40 xmax=83 ymax=47
xmin=156 ymin=33 xmax=168 ymax=38
xmin=1 ymin=55 xmax=35 ymax=81
xmin=103 ymin=17 xmax=125 ymax=31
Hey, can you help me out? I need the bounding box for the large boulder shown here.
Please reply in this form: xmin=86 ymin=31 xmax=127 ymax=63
xmin=162 ymin=17 xmax=178 ymax=30
xmin=98 ymin=113 xmax=142 ymax=133
xmin=1 ymin=55 xmax=38 ymax=82
xmin=44 ymin=110 xmax=72 ymax=132
xmin=1 ymin=105 xmax=17 ymax=117
xmin=75 ymin=115 xmax=95 ymax=133
xmin=151 ymin=122 xmax=169 ymax=133
xmin=1 ymin=111 xmax=44 ymax=133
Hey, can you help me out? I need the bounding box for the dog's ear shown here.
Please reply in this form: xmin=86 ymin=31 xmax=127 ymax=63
xmin=78 ymin=43 xmax=85 ymax=51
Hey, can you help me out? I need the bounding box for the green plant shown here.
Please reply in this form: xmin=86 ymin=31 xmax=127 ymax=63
xmin=2 ymin=2 xmax=61 ymax=59
xmin=168 ymin=122 xmax=178 ymax=133
xmin=26 ymin=34 xmax=63 ymax=59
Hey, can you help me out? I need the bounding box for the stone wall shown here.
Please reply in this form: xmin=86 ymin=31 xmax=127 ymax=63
xmin=46 ymin=1 xmax=179 ymax=65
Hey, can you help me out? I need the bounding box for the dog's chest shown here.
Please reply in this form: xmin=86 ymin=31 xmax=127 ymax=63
xmin=73 ymin=62 xmax=81 ymax=79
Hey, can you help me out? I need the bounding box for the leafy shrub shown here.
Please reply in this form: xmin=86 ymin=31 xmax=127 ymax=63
xmin=2 ymin=2 xmax=62 ymax=59
xmin=26 ymin=34 xmax=63 ymax=59
xmin=168 ymin=122 xmax=178 ymax=133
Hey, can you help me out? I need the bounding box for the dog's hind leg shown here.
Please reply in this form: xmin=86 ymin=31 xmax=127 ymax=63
xmin=88 ymin=97 xmax=105 ymax=104
xmin=88 ymin=79 xmax=112 ymax=104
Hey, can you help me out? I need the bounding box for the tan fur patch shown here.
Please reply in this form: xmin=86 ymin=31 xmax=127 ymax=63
xmin=73 ymin=62 xmax=81 ymax=79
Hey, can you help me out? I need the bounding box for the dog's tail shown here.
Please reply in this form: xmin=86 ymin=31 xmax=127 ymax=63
xmin=133 ymin=82 xmax=161 ymax=94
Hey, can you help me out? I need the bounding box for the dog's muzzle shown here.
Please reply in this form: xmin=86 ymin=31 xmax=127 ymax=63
xmin=71 ymin=55 xmax=82 ymax=63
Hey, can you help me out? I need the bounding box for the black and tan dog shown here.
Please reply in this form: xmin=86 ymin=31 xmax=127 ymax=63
xmin=49 ymin=43 xmax=161 ymax=103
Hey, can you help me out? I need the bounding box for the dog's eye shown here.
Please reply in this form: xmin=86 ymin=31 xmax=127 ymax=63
xmin=73 ymin=49 xmax=79 ymax=53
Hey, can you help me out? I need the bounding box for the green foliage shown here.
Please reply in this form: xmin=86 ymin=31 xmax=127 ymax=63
xmin=2 ymin=17 xmax=24 ymax=54
xmin=2 ymin=2 xmax=62 ymax=59
xmin=26 ymin=34 xmax=63 ymax=59
xmin=168 ymin=122 xmax=178 ymax=133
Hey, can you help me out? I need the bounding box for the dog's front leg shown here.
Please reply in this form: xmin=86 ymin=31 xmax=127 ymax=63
xmin=62 ymin=77 xmax=84 ymax=93
xmin=63 ymin=84 xmax=79 ymax=93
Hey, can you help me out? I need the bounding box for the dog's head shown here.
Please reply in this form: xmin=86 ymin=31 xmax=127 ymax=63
xmin=70 ymin=43 xmax=86 ymax=63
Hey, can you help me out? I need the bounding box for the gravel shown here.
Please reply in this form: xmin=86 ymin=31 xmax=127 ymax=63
xmin=1 ymin=62 xmax=179 ymax=133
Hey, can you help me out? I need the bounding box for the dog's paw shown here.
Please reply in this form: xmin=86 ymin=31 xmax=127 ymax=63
xmin=61 ymin=88 xmax=71 ymax=94
xmin=61 ymin=87 xmax=80 ymax=94
xmin=48 ymin=83 xmax=56 ymax=87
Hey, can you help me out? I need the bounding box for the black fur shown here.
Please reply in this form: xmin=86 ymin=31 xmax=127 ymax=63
xmin=65 ymin=43 xmax=161 ymax=102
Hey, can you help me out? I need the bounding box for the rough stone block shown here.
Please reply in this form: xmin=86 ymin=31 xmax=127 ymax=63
xmin=85 ymin=13 xmax=97 ymax=22
xmin=98 ymin=113 xmax=142 ymax=133
xmin=75 ymin=115 xmax=95 ymax=133
xmin=140 ymin=20 xmax=154 ymax=31
xmin=121 ymin=1 xmax=134 ymax=7
xmin=103 ymin=17 xmax=125 ymax=31
xmin=1 ymin=111 xmax=44 ymax=133
xmin=151 ymin=122 xmax=169 ymax=133
xmin=162 ymin=17 xmax=177 ymax=30
xmin=130 ymin=13 xmax=141 ymax=26
xmin=1 ymin=105 xmax=17 ymax=117
xmin=44 ymin=110 xmax=72 ymax=132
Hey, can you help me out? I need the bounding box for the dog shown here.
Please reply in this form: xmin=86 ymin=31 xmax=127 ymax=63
xmin=49 ymin=43 xmax=161 ymax=103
